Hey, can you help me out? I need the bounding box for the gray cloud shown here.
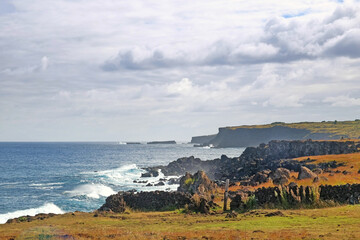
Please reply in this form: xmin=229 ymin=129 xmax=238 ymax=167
xmin=102 ymin=3 xmax=360 ymax=71
xmin=1 ymin=0 xmax=360 ymax=141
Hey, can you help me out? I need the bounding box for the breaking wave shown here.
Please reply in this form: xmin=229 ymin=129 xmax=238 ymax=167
xmin=0 ymin=203 xmax=64 ymax=224
xmin=64 ymin=183 xmax=116 ymax=199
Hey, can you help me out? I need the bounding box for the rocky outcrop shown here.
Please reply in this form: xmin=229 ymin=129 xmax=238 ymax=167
xmin=146 ymin=140 xmax=360 ymax=182
xmin=177 ymin=171 xmax=217 ymax=196
xmin=270 ymin=168 xmax=291 ymax=185
xmin=99 ymin=191 xmax=192 ymax=212
xmin=249 ymin=170 xmax=271 ymax=186
xmin=298 ymin=166 xmax=317 ymax=180
xmin=99 ymin=193 xmax=127 ymax=213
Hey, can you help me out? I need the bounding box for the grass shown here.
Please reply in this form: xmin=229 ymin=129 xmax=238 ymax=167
xmin=226 ymin=120 xmax=360 ymax=139
xmin=1 ymin=205 xmax=360 ymax=239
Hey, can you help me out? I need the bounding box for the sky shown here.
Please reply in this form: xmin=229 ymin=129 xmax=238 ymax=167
xmin=0 ymin=0 xmax=360 ymax=141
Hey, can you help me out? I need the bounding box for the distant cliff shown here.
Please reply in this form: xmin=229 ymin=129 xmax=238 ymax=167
xmin=192 ymin=120 xmax=360 ymax=148
xmin=190 ymin=134 xmax=216 ymax=144
xmin=147 ymin=141 xmax=176 ymax=144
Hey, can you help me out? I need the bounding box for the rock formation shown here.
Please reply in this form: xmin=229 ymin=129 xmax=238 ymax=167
xmin=144 ymin=140 xmax=360 ymax=182
xmin=298 ymin=166 xmax=317 ymax=180
xmin=99 ymin=191 xmax=192 ymax=212
xmin=177 ymin=171 xmax=217 ymax=196
xmin=270 ymin=168 xmax=291 ymax=185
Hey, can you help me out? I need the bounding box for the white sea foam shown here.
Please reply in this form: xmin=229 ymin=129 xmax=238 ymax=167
xmin=29 ymin=182 xmax=64 ymax=190
xmin=29 ymin=182 xmax=64 ymax=187
xmin=82 ymin=164 xmax=180 ymax=193
xmin=0 ymin=203 xmax=64 ymax=224
xmin=64 ymin=183 xmax=116 ymax=199
xmin=89 ymin=164 xmax=145 ymax=185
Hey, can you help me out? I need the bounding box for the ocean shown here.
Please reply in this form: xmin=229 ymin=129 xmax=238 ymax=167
xmin=0 ymin=142 xmax=244 ymax=224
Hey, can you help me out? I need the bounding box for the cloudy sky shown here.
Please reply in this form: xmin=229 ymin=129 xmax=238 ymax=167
xmin=0 ymin=0 xmax=359 ymax=141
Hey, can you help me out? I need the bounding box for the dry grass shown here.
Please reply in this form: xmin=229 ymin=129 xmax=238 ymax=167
xmin=227 ymin=152 xmax=360 ymax=193
xmin=1 ymin=205 xmax=360 ymax=240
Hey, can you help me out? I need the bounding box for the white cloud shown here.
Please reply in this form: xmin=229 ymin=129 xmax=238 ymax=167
xmin=41 ymin=56 xmax=49 ymax=71
xmin=324 ymin=96 xmax=360 ymax=107
xmin=1 ymin=0 xmax=360 ymax=141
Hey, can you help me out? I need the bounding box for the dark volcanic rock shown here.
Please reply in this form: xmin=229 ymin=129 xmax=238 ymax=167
xmin=320 ymin=184 xmax=360 ymax=204
xmin=178 ymin=171 xmax=217 ymax=196
xmin=143 ymin=140 xmax=360 ymax=182
xmin=270 ymin=168 xmax=291 ymax=185
xmin=249 ymin=170 xmax=271 ymax=186
xmin=99 ymin=194 xmax=126 ymax=213
xmin=155 ymin=181 xmax=165 ymax=186
xmin=99 ymin=191 xmax=192 ymax=212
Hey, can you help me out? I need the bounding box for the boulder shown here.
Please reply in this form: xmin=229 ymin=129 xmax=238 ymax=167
xmin=155 ymin=181 xmax=165 ymax=186
xmin=249 ymin=170 xmax=271 ymax=186
xmin=177 ymin=171 xmax=217 ymax=196
xmin=270 ymin=168 xmax=291 ymax=185
xmin=298 ymin=166 xmax=317 ymax=180
xmin=99 ymin=194 xmax=126 ymax=213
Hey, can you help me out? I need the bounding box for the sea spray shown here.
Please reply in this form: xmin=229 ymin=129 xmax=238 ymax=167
xmin=64 ymin=183 xmax=116 ymax=199
xmin=0 ymin=203 xmax=63 ymax=224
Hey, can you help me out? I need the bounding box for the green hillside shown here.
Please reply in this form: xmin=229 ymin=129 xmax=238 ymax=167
xmin=227 ymin=120 xmax=360 ymax=139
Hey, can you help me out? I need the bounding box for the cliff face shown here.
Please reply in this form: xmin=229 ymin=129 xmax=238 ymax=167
xmin=205 ymin=126 xmax=342 ymax=148
xmin=190 ymin=134 xmax=216 ymax=144
xmin=192 ymin=120 xmax=360 ymax=148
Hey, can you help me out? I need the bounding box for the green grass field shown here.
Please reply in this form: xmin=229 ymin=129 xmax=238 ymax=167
xmin=1 ymin=205 xmax=360 ymax=240
xmin=227 ymin=120 xmax=360 ymax=139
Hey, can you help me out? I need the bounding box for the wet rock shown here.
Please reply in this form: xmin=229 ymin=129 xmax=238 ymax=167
xmin=141 ymin=169 xmax=159 ymax=178
xmin=155 ymin=181 xmax=165 ymax=186
xmin=298 ymin=166 xmax=317 ymax=180
xmin=167 ymin=177 xmax=180 ymax=185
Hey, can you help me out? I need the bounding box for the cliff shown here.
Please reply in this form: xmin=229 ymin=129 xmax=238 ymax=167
xmin=147 ymin=141 xmax=176 ymax=144
xmin=194 ymin=120 xmax=360 ymax=148
xmin=190 ymin=134 xmax=217 ymax=144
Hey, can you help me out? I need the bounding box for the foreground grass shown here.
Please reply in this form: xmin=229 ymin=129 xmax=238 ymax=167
xmin=1 ymin=205 xmax=360 ymax=240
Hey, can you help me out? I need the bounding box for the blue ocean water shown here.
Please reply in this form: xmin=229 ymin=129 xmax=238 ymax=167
xmin=0 ymin=142 xmax=244 ymax=223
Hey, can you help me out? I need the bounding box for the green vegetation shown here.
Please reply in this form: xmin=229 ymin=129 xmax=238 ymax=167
xmin=227 ymin=120 xmax=360 ymax=138
xmin=184 ymin=177 xmax=195 ymax=186
xmin=2 ymin=206 xmax=360 ymax=239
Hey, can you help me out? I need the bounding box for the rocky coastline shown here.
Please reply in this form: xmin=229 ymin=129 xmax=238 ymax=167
xmin=144 ymin=139 xmax=360 ymax=182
